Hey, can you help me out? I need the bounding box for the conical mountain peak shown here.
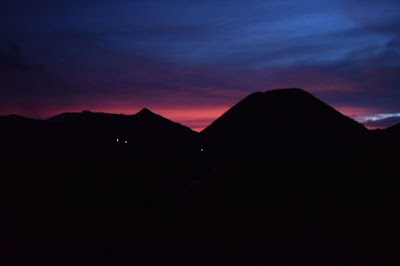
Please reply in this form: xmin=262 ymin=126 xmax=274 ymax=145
xmin=201 ymin=88 xmax=367 ymax=155
xmin=137 ymin=107 xmax=154 ymax=116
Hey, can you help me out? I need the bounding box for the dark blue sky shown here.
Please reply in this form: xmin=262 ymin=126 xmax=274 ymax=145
xmin=1 ymin=0 xmax=400 ymax=130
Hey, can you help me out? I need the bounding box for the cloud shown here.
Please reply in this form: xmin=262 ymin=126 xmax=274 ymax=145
xmin=0 ymin=43 xmax=29 ymax=73
xmin=0 ymin=42 xmax=75 ymax=117
xmin=2 ymin=0 xmax=400 ymax=130
xmin=357 ymin=112 xmax=400 ymax=122
xmin=336 ymin=0 xmax=400 ymax=39
xmin=1 ymin=0 xmax=395 ymax=72
xmin=2 ymin=45 xmax=400 ymax=129
xmin=356 ymin=113 xmax=400 ymax=128
xmin=0 ymin=43 xmax=68 ymax=95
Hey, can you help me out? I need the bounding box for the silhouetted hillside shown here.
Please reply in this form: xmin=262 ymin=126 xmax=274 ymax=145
xmin=1 ymin=109 xmax=198 ymax=157
xmin=370 ymin=122 xmax=400 ymax=155
xmin=384 ymin=121 xmax=400 ymax=134
xmin=0 ymin=114 xmax=50 ymax=154
xmin=1 ymin=91 xmax=400 ymax=266
xmin=362 ymin=116 xmax=400 ymax=129
xmin=201 ymin=88 xmax=368 ymax=156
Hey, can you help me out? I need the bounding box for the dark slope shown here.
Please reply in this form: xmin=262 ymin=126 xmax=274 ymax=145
xmin=128 ymin=108 xmax=199 ymax=154
xmin=1 ymin=109 xmax=198 ymax=157
xmin=0 ymin=115 xmax=51 ymax=153
xmin=386 ymin=123 xmax=400 ymax=154
xmin=50 ymin=108 xmax=198 ymax=156
xmin=370 ymin=122 xmax=400 ymax=155
xmin=384 ymin=122 xmax=400 ymax=134
xmin=2 ymin=99 xmax=399 ymax=266
xmin=201 ymin=88 xmax=368 ymax=155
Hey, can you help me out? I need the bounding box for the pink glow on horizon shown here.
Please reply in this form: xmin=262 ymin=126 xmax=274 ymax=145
xmin=97 ymin=105 xmax=231 ymax=132
xmin=334 ymin=106 xmax=384 ymax=129
xmin=0 ymin=104 xmax=230 ymax=132
xmin=82 ymin=105 xmax=231 ymax=132
xmin=334 ymin=106 xmax=380 ymax=118
xmin=364 ymin=126 xmax=386 ymax=130
xmin=1 ymin=102 xmax=388 ymax=132
xmin=151 ymin=106 xmax=231 ymax=132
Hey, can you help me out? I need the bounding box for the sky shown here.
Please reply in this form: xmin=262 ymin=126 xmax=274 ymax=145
xmin=1 ymin=0 xmax=400 ymax=131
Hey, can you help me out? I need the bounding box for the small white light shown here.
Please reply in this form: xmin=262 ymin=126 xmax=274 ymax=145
xmin=116 ymin=138 xmax=119 ymax=142
xmin=200 ymin=148 xmax=204 ymax=152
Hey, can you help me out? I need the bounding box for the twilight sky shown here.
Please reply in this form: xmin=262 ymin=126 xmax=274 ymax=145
xmin=1 ymin=0 xmax=400 ymax=131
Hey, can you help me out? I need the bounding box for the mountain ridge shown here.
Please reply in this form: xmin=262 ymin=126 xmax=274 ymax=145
xmin=1 ymin=107 xmax=198 ymax=156
xmin=2 ymin=88 xmax=400 ymax=157
xmin=200 ymin=88 xmax=368 ymax=155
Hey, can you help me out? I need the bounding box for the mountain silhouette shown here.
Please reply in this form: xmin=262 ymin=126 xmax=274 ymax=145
xmin=51 ymin=108 xmax=199 ymax=156
xmin=49 ymin=110 xmax=127 ymax=123
xmin=384 ymin=121 xmax=400 ymax=133
xmin=2 ymin=89 xmax=396 ymax=158
xmin=200 ymin=88 xmax=368 ymax=155
xmin=0 ymin=114 xmax=50 ymax=154
xmin=2 ymin=90 xmax=399 ymax=266
xmin=371 ymin=121 xmax=400 ymax=155
xmin=1 ymin=109 xmax=198 ymax=157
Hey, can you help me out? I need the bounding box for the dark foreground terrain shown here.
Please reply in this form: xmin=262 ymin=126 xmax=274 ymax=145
xmin=1 ymin=89 xmax=399 ymax=265
xmin=1 ymin=154 xmax=399 ymax=266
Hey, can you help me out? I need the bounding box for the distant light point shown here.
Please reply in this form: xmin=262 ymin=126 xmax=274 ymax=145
xmin=116 ymin=138 xmax=119 ymax=142
xmin=201 ymin=148 xmax=204 ymax=152
xmin=125 ymin=140 xmax=128 ymax=144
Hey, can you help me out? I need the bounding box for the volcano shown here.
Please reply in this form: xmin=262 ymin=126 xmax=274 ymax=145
xmin=200 ymin=88 xmax=367 ymax=155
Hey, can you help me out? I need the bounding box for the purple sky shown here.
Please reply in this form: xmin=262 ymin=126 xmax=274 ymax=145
xmin=1 ymin=0 xmax=400 ymax=131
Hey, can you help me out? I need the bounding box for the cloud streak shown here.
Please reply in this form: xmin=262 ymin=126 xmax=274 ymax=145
xmin=355 ymin=113 xmax=400 ymax=128
xmin=1 ymin=0 xmax=400 ymax=130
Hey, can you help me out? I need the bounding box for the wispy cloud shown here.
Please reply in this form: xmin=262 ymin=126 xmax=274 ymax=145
xmin=355 ymin=112 xmax=400 ymax=128
xmin=1 ymin=0 xmax=400 ymax=131
xmin=356 ymin=113 xmax=400 ymax=122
